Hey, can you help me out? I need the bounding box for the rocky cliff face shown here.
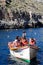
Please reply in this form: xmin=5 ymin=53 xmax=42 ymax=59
xmin=10 ymin=0 xmax=43 ymax=14
xmin=0 ymin=0 xmax=43 ymax=29
xmin=0 ymin=0 xmax=43 ymax=20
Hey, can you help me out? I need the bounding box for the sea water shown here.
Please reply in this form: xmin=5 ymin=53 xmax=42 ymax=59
xmin=0 ymin=28 xmax=43 ymax=65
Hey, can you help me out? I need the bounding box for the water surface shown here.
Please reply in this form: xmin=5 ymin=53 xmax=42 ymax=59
xmin=0 ymin=28 xmax=43 ymax=65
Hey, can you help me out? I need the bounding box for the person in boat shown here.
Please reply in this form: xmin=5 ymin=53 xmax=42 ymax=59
xmin=13 ymin=36 xmax=20 ymax=47
xmin=22 ymin=31 xmax=26 ymax=38
xmin=20 ymin=31 xmax=29 ymax=46
xmin=20 ymin=37 xmax=28 ymax=46
xmin=29 ymin=38 xmax=36 ymax=46
xmin=8 ymin=36 xmax=21 ymax=48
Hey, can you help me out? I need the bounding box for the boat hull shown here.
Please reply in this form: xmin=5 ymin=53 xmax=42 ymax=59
xmin=30 ymin=48 xmax=37 ymax=60
xmin=10 ymin=47 xmax=37 ymax=62
xmin=10 ymin=48 xmax=30 ymax=62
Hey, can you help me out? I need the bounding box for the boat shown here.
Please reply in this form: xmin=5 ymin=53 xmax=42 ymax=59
xmin=8 ymin=45 xmax=39 ymax=63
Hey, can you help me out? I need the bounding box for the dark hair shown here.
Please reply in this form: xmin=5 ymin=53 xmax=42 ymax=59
xmin=16 ymin=36 xmax=19 ymax=39
xmin=23 ymin=31 xmax=26 ymax=33
xmin=31 ymin=38 xmax=35 ymax=41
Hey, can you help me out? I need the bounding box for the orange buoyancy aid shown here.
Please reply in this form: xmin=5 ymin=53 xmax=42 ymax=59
xmin=21 ymin=39 xmax=28 ymax=45
xmin=29 ymin=39 xmax=35 ymax=45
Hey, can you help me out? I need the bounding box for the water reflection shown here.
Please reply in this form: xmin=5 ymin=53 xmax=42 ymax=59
xmin=8 ymin=54 xmax=40 ymax=65
xmin=30 ymin=57 xmax=39 ymax=65
xmin=8 ymin=54 xmax=29 ymax=65
xmin=0 ymin=28 xmax=43 ymax=65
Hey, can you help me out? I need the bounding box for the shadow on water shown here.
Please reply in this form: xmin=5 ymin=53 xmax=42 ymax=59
xmin=30 ymin=57 xmax=40 ymax=65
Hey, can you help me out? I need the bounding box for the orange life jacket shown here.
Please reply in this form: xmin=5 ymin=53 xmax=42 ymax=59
xmin=21 ymin=39 xmax=28 ymax=46
xmin=29 ymin=39 xmax=35 ymax=45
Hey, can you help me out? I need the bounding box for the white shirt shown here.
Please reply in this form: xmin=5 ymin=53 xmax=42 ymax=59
xmin=13 ymin=39 xmax=17 ymax=43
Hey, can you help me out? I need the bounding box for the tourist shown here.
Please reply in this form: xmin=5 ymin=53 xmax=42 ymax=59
xmin=21 ymin=37 xmax=28 ymax=46
xmin=22 ymin=31 xmax=26 ymax=38
xmin=13 ymin=36 xmax=20 ymax=47
xmin=29 ymin=38 xmax=36 ymax=46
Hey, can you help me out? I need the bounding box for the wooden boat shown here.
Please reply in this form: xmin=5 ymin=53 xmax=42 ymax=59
xmin=9 ymin=45 xmax=39 ymax=63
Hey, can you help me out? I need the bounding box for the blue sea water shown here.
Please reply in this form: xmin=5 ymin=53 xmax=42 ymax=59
xmin=0 ymin=28 xmax=43 ymax=65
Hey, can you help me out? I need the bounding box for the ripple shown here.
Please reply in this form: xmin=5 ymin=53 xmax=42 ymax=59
xmin=0 ymin=28 xmax=43 ymax=65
